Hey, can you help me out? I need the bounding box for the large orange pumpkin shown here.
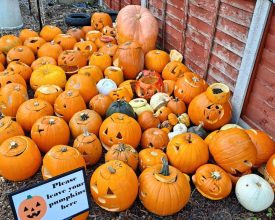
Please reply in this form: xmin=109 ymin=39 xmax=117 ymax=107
xmin=23 ymin=37 xmax=46 ymax=54
xmin=162 ymin=61 xmax=189 ymax=81
xmin=145 ymin=50 xmax=170 ymax=73
xmin=138 ymin=111 xmax=160 ymax=131
xmin=104 ymin=66 xmax=124 ymax=86
xmin=89 ymin=52 xmax=111 ymax=71
xmin=34 ymin=84 xmax=63 ymax=105
xmin=31 ymin=56 xmax=57 ymax=70
xmin=0 ymin=116 xmax=24 ymax=144
xmin=73 ymin=40 xmax=97 ymax=58
xmin=40 ymin=25 xmax=62 ymax=42
xmin=99 ymin=43 xmax=118 ymax=57
xmin=78 ymin=65 xmax=103 ymax=83
xmin=0 ymin=35 xmax=22 ymax=54
xmin=6 ymin=46 xmax=35 ymax=66
xmin=85 ymin=30 xmax=101 ymax=42
xmin=66 ymin=28 xmax=85 ymax=41
xmin=37 ymin=41 xmax=63 ymax=60
xmin=264 ymin=154 xmax=275 ymax=191
xmin=89 ymin=94 xmax=113 ymax=117
xmin=139 ymin=148 xmax=167 ymax=171
xmin=116 ymin=5 xmax=158 ymax=54
xmin=7 ymin=61 xmax=32 ymax=81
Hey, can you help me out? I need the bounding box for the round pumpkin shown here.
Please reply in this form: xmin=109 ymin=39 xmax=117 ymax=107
xmin=19 ymin=28 xmax=39 ymax=42
xmin=0 ymin=35 xmax=22 ymax=54
xmin=139 ymin=148 xmax=167 ymax=171
xmin=0 ymin=116 xmax=24 ymax=144
xmin=7 ymin=61 xmax=32 ymax=81
xmin=0 ymin=136 xmax=41 ymax=181
xmin=37 ymin=41 xmax=63 ymax=60
xmin=141 ymin=128 xmax=169 ymax=150
xmin=23 ymin=37 xmax=46 ymax=54
xmin=205 ymin=83 xmax=230 ymax=105
xmin=31 ymin=116 xmax=70 ymax=153
xmin=34 ymin=85 xmax=63 ymax=105
xmin=155 ymin=106 xmax=172 ymax=122
xmin=6 ymin=45 xmax=35 ymax=66
xmin=145 ymin=50 xmax=170 ymax=73
xmin=74 ymin=40 xmax=97 ymax=58
xmin=96 ymin=78 xmax=117 ymax=95
xmin=67 ymin=28 xmax=85 ymax=41
xmin=104 ymin=66 xmax=124 ymax=86
xmin=99 ymin=43 xmax=118 ymax=57
xmin=167 ymin=97 xmax=186 ymax=115
xmin=163 ymin=79 xmax=175 ymax=95
xmin=162 ymin=61 xmax=189 ymax=81
xmin=31 ymin=56 xmax=57 ymax=70
xmin=53 ymin=34 xmax=77 ymax=50
xmin=89 ymin=52 xmax=112 ymax=71
xmin=264 ymin=154 xmax=275 ymax=190
xmin=0 ymin=70 xmax=27 ymax=89
xmin=106 ymin=99 xmax=136 ymax=118
xmin=89 ymin=94 xmax=113 ymax=117
xmin=78 ymin=65 xmax=103 ymax=83
xmin=91 ymin=12 xmax=112 ymax=31
xmin=85 ymin=30 xmax=101 ymax=42
xmin=138 ymin=110 xmax=160 ymax=130
xmin=40 ymin=25 xmax=62 ymax=42
xmin=118 ymin=80 xmax=136 ymax=97
xmin=109 ymin=87 xmax=132 ymax=102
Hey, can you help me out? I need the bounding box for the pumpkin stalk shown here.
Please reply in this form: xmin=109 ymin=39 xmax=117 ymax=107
xmin=80 ymin=113 xmax=89 ymax=121
xmin=159 ymin=157 xmax=170 ymax=176
xmin=117 ymin=143 xmax=126 ymax=152
xmin=10 ymin=141 xmax=18 ymax=149
xmin=61 ymin=146 xmax=67 ymax=152
xmin=108 ymin=166 xmax=116 ymax=174
xmin=211 ymin=171 xmax=221 ymax=180
xmin=34 ymin=101 xmax=39 ymax=106
xmin=49 ymin=118 xmax=55 ymax=125
xmin=186 ymin=133 xmax=192 ymax=143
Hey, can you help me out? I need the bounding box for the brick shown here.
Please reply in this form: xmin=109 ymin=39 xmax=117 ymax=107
xmin=221 ymin=0 xmax=255 ymax=13
xmin=167 ymin=3 xmax=184 ymax=20
xmin=165 ymin=14 xmax=184 ymax=30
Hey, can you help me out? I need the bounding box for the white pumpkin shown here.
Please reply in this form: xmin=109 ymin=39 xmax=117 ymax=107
xmin=96 ymin=78 xmax=117 ymax=95
xmin=129 ymin=98 xmax=153 ymax=115
xmin=149 ymin=92 xmax=170 ymax=111
xmin=173 ymin=123 xmax=187 ymax=133
xmin=220 ymin=124 xmax=243 ymax=130
xmin=235 ymin=174 xmax=274 ymax=212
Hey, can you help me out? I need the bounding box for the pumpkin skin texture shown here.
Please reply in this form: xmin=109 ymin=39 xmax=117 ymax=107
xmin=162 ymin=61 xmax=189 ymax=81
xmin=0 ymin=70 xmax=27 ymax=89
xmin=95 ymin=35 xmax=117 ymax=49
xmin=245 ymin=129 xmax=275 ymax=167
xmin=18 ymin=195 xmax=47 ymax=220
xmin=31 ymin=116 xmax=70 ymax=153
xmin=85 ymin=30 xmax=101 ymax=42
xmin=106 ymin=100 xmax=136 ymax=119
xmin=105 ymin=143 xmax=138 ymax=170
xmin=204 ymin=130 xmax=220 ymax=145
xmin=31 ymin=56 xmax=57 ymax=70
xmin=54 ymin=90 xmax=86 ymax=122
xmin=265 ymin=154 xmax=275 ymax=190
xmin=141 ymin=128 xmax=169 ymax=150
xmin=0 ymin=51 xmax=6 ymax=65
xmin=116 ymin=5 xmax=158 ymax=54
xmin=40 ymin=25 xmax=62 ymax=42
xmin=37 ymin=42 xmax=63 ymax=60
xmin=89 ymin=94 xmax=113 ymax=117
xmin=99 ymin=113 xmax=142 ymax=150
xmin=138 ymin=111 xmax=160 ymax=131
xmin=0 ymin=83 xmax=28 ymax=117
xmin=0 ymin=35 xmax=22 ymax=54
xmin=69 ymin=109 xmax=102 ymax=138
xmin=113 ymin=41 xmax=144 ymax=79
xmin=167 ymin=133 xmax=209 ymax=174
xmin=139 ymin=148 xmax=167 ymax=171
xmin=163 ymin=79 xmax=175 ymax=95
xmin=227 ymin=169 xmax=252 ymax=185
xmin=0 ymin=116 xmax=24 ymax=144
xmin=139 ymin=158 xmax=191 ymax=216
xmin=209 ymin=128 xmax=257 ymax=174
xmin=16 ymin=99 xmax=53 ymax=132
xmin=78 ymin=65 xmax=103 ymax=83
xmin=82 ymin=26 xmax=95 ymax=34
xmin=192 ymin=164 xmax=232 ymax=200
xmin=0 ymin=63 xmax=4 ymax=72
xmin=119 ymin=80 xmax=136 ymax=98
xmin=7 ymin=61 xmax=33 ymax=81
xmin=205 ymin=83 xmax=230 ymax=105
xmin=42 ymin=145 xmax=86 ymax=180
xmin=91 ymin=12 xmax=112 ymax=31
xmin=19 ymin=28 xmax=39 ymax=42
xmin=109 ymin=87 xmax=132 ymax=102
xmin=34 ymin=84 xmax=63 ymax=105
xmin=73 ymin=131 xmax=102 ymax=166
xmin=145 ymin=50 xmax=170 ymax=73
xmin=0 ymin=136 xmax=41 ymax=181
xmin=6 ymin=46 xmax=35 ymax=66
xmin=155 ymin=106 xmax=172 ymax=122
xmin=167 ymin=98 xmax=186 ymax=115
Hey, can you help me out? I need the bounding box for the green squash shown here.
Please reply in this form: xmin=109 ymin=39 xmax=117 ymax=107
xmin=106 ymin=100 xmax=136 ymax=119
xmin=187 ymin=123 xmax=208 ymax=139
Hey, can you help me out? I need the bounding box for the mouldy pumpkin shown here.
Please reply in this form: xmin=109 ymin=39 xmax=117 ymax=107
xmin=96 ymin=78 xmax=117 ymax=95
xmin=139 ymin=148 xmax=167 ymax=171
xmin=0 ymin=116 xmax=24 ymax=144
xmin=149 ymin=92 xmax=170 ymax=112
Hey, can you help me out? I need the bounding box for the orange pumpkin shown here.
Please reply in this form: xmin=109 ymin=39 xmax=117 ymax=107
xmin=73 ymin=40 xmax=97 ymax=58
xmin=105 ymin=143 xmax=138 ymax=170
xmin=0 ymin=136 xmax=41 ymax=181
xmin=31 ymin=56 xmax=57 ymax=70
xmin=99 ymin=43 xmax=118 ymax=57
xmin=73 ymin=131 xmax=102 ymax=166
xmin=19 ymin=28 xmax=39 ymax=42
xmin=34 ymin=84 xmax=62 ymax=106
xmin=31 ymin=116 xmax=70 ymax=153
xmin=265 ymin=154 xmax=275 ymax=190
xmin=89 ymin=94 xmax=113 ymax=117
xmin=0 ymin=71 xmax=27 ymax=89
xmin=99 ymin=113 xmax=142 ymax=150
xmin=0 ymin=35 xmax=22 ymax=54
xmin=163 ymin=79 xmax=175 ymax=95
xmin=168 ymin=113 xmax=178 ymax=126
xmin=67 ymin=28 xmax=85 ymax=41
xmin=155 ymin=106 xmax=172 ymax=122
xmin=102 ymin=26 xmax=116 ymax=37
xmin=0 ymin=51 xmax=6 ymax=65
xmin=42 ymin=145 xmax=86 ymax=180
xmin=95 ymin=35 xmax=116 ymax=48
xmin=192 ymin=164 xmax=232 ymax=200
xmin=7 ymin=61 xmax=32 ymax=81
xmin=0 ymin=116 xmax=24 ymax=144
xmin=209 ymin=128 xmax=257 ymax=174
xmin=54 ymin=89 xmax=86 ymax=122
xmin=113 ymin=41 xmax=144 ymax=79
xmin=81 ymin=26 xmax=95 ymax=34
xmin=69 ymin=109 xmax=102 ymax=138
xmin=6 ymin=46 xmax=35 ymax=66
xmin=139 ymin=148 xmax=167 ymax=171
xmin=109 ymin=87 xmax=132 ymax=102
xmin=118 ymin=80 xmax=136 ymax=98
xmin=145 ymin=50 xmax=170 ymax=73
xmin=167 ymin=133 xmax=209 ymax=174
xmin=0 ymin=63 xmax=4 ymax=72
xmin=116 ymin=5 xmax=158 ymax=54
xmin=167 ymin=98 xmax=186 ymax=115
xmin=23 ymin=37 xmax=46 ymax=54
xmin=54 ymin=34 xmax=78 ymax=50
xmin=0 ymin=83 xmax=28 ymax=117
xmin=89 ymin=52 xmax=112 ymax=71
xmin=40 ymin=25 xmax=62 ymax=41
xmin=162 ymin=61 xmax=189 ymax=81
xmin=104 ymin=66 xmax=124 ymax=86
xmin=85 ymin=30 xmax=101 ymax=42
xmin=16 ymin=99 xmax=53 ymax=132
xmin=78 ymin=65 xmax=103 ymax=83
xmin=138 ymin=111 xmax=160 ymax=130
xmin=37 ymin=41 xmax=63 ymax=60
xmin=205 ymin=83 xmax=230 ymax=105
xmin=204 ymin=130 xmax=220 ymax=145
xmin=141 ymin=128 xmax=169 ymax=150
xmin=91 ymin=12 xmax=112 ymax=31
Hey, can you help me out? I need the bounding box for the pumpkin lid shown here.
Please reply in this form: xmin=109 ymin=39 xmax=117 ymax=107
xmin=36 ymin=84 xmax=62 ymax=95
xmin=183 ymin=72 xmax=206 ymax=87
xmin=48 ymin=145 xmax=81 ymax=160
xmin=118 ymin=41 xmax=142 ymax=50
xmin=0 ymin=117 xmax=14 ymax=132
xmin=0 ymin=136 xmax=28 ymax=157
xmin=76 ymin=131 xmax=97 ymax=144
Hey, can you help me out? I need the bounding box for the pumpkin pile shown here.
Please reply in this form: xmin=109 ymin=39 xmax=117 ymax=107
xmin=0 ymin=4 xmax=274 ymax=218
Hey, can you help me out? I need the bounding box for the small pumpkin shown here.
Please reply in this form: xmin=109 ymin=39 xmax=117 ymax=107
xmin=104 ymin=66 xmax=124 ymax=86
xmin=177 ymin=113 xmax=190 ymax=127
xmin=227 ymin=169 xmax=252 ymax=185
xmin=129 ymin=98 xmax=153 ymax=116
xmin=34 ymin=84 xmax=63 ymax=105
xmin=37 ymin=41 xmax=63 ymax=60
xmin=40 ymin=25 xmax=62 ymax=42
xmin=145 ymin=50 xmax=170 ymax=73
xmin=99 ymin=43 xmax=118 ymax=57
xmin=206 ymin=83 xmax=230 ymax=104
xmin=19 ymin=28 xmax=39 ymax=42
xmin=106 ymin=99 xmax=135 ymax=118
xmin=162 ymin=61 xmax=189 ymax=81
xmin=167 ymin=97 xmax=186 ymax=115
xmin=118 ymin=80 xmax=136 ymax=98
xmin=89 ymin=94 xmax=113 ymax=117
xmin=23 ymin=37 xmax=46 ymax=54
xmin=0 ymin=70 xmax=27 ymax=89
xmin=141 ymin=128 xmax=169 ymax=150
xmin=264 ymin=154 xmax=275 ymax=190
xmin=78 ymin=65 xmax=103 ymax=83
xmin=139 ymin=148 xmax=167 ymax=171
xmin=168 ymin=113 xmax=178 ymax=126
xmin=0 ymin=116 xmax=24 ymax=144
xmin=96 ymin=78 xmax=117 ymax=95
xmin=53 ymin=34 xmax=77 ymax=50
xmin=73 ymin=40 xmax=97 ymax=58
xmin=89 ymin=52 xmax=112 ymax=71
xmin=67 ymin=28 xmax=85 ymax=41
xmin=7 ymin=61 xmax=32 ymax=81
xmin=91 ymin=12 xmax=113 ymax=31
xmin=6 ymin=46 xmax=35 ymax=66
xmin=0 ymin=35 xmax=22 ymax=54
xmin=155 ymin=106 xmax=172 ymax=122
xmin=85 ymin=30 xmax=101 ymax=42
xmin=168 ymin=123 xmax=188 ymax=140
xmin=109 ymin=87 xmax=132 ymax=102
xmin=138 ymin=110 xmax=160 ymax=130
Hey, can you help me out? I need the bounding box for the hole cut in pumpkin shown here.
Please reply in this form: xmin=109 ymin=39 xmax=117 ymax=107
xmin=105 ymin=187 xmax=117 ymax=198
xmin=91 ymin=183 xmax=98 ymax=193
xmin=116 ymin=132 xmax=122 ymax=139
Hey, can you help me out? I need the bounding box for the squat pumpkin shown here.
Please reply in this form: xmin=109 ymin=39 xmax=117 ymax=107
xmin=6 ymin=46 xmax=35 ymax=66
xmin=7 ymin=61 xmax=32 ymax=81
xmin=0 ymin=70 xmax=27 ymax=89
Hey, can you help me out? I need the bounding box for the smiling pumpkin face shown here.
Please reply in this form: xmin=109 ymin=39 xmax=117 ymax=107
xmin=18 ymin=195 xmax=47 ymax=220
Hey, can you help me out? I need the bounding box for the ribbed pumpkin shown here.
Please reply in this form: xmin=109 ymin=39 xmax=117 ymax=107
xmin=0 ymin=51 xmax=6 ymax=65
xmin=23 ymin=37 xmax=46 ymax=54
xmin=6 ymin=45 xmax=35 ymax=66
xmin=53 ymin=34 xmax=77 ymax=50
xmin=34 ymin=85 xmax=63 ymax=105
xmin=19 ymin=28 xmax=38 ymax=42
xmin=73 ymin=40 xmax=97 ymax=58
xmin=31 ymin=116 xmax=70 ymax=153
xmin=141 ymin=128 xmax=169 ymax=150
xmin=0 ymin=35 xmax=22 ymax=54
xmin=0 ymin=70 xmax=27 ymax=89
xmin=145 ymin=50 xmax=170 ymax=73
xmin=167 ymin=133 xmax=209 ymax=174
xmin=155 ymin=106 xmax=172 ymax=122
xmin=139 ymin=158 xmax=191 ymax=216
xmin=167 ymin=98 xmax=186 ymax=115
xmin=118 ymin=80 xmax=136 ymax=97
xmin=264 ymin=154 xmax=275 ymax=191
xmin=105 ymin=143 xmax=138 ymax=170
xmin=7 ymin=61 xmax=32 ymax=81
xmin=0 ymin=116 xmax=24 ymax=144
xmin=67 ymin=28 xmax=85 ymax=41
xmin=204 ymin=130 xmax=220 ymax=145
xmin=42 ymin=145 xmax=86 ymax=180
xmin=78 ymin=65 xmax=103 ymax=83
xmin=209 ymin=128 xmax=257 ymax=174
xmin=99 ymin=113 xmax=142 ymax=150
xmin=73 ymin=131 xmax=102 ymax=166
xmin=138 ymin=111 xmax=160 ymax=131
xmin=69 ymin=109 xmax=102 ymax=138
xmin=0 ymin=136 xmax=41 ymax=181
xmin=37 ymin=41 xmax=63 ymax=60
xmin=104 ymin=66 xmax=124 ymax=86
xmin=162 ymin=61 xmax=189 ymax=81
xmin=89 ymin=94 xmax=113 ymax=117
xmin=163 ymin=79 xmax=175 ymax=95
xmin=16 ymin=99 xmax=53 ymax=132
xmin=40 ymin=25 xmax=62 ymax=42
xmin=31 ymin=56 xmax=57 ymax=70
xmin=89 ymin=52 xmax=112 ymax=71
xmin=139 ymin=148 xmax=167 ymax=171
xmin=99 ymin=43 xmax=118 ymax=57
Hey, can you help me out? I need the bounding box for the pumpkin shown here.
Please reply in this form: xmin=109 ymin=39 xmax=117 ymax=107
xmin=31 ymin=116 xmax=70 ymax=153
xmin=34 ymin=85 xmax=63 ymax=105
xmin=265 ymin=154 xmax=275 ymax=190
xmin=40 ymin=25 xmax=62 ymax=42
xmin=116 ymin=5 xmax=158 ymax=54
xmin=95 ymin=35 xmax=117 ymax=48
xmin=65 ymin=74 xmax=98 ymax=103
xmin=85 ymin=30 xmax=101 ymax=42
xmin=167 ymin=97 xmax=186 ymax=115
xmin=69 ymin=109 xmax=102 ymax=138
xmin=220 ymin=123 xmax=243 ymax=130
xmin=7 ymin=61 xmax=32 ymax=81
xmin=104 ymin=66 xmax=124 ymax=86
xmin=99 ymin=113 xmax=142 ymax=150
xmin=0 ymin=116 xmax=24 ymax=144
xmin=174 ymin=72 xmax=208 ymax=104
xmin=155 ymin=106 xmax=172 ymax=122
xmin=91 ymin=12 xmax=112 ymax=31
xmin=135 ymin=70 xmax=164 ymax=100
xmin=53 ymin=34 xmax=77 ymax=50
xmin=109 ymin=87 xmax=132 ymax=102
xmin=168 ymin=123 xmax=188 ymax=140
xmin=105 ymin=143 xmax=138 ymax=170
xmin=162 ymin=61 xmax=189 ymax=81
xmin=170 ymin=49 xmax=183 ymax=62
xmin=42 ymin=145 xmax=86 ymax=180
xmin=192 ymin=164 xmax=232 ymax=200
xmin=30 ymin=64 xmax=66 ymax=90
xmin=163 ymin=79 xmax=175 ymax=95
xmin=16 ymin=99 xmax=53 ymax=132
xmin=19 ymin=28 xmax=39 ymax=42
xmin=139 ymin=157 xmax=191 ymax=216
xmin=206 ymin=83 xmax=230 ymax=104
xmin=54 ymin=89 xmax=86 ymax=122
xmin=129 ymin=98 xmax=153 ymax=116
xmin=168 ymin=113 xmax=178 ymax=126
xmin=6 ymin=46 xmax=35 ymax=66
xmin=177 ymin=113 xmax=190 ymax=127
xmin=90 ymin=160 xmax=138 ymax=212
xmin=235 ymin=174 xmax=274 ymax=212
xmin=96 ymin=78 xmax=117 ymax=95
xmin=167 ymin=133 xmax=209 ymax=174
xmin=18 ymin=195 xmax=47 ymax=220
xmin=73 ymin=40 xmax=97 ymax=58
xmin=113 ymin=41 xmax=144 ymax=79
xmin=245 ymin=129 xmax=275 ymax=167
xmin=73 ymin=131 xmax=102 ymax=166
xmin=118 ymin=80 xmax=136 ymax=97
xmin=102 ymin=26 xmax=116 ymax=37
xmin=106 ymin=99 xmax=135 ymax=119
xmin=81 ymin=26 xmax=95 ymax=34
xmin=160 ymin=120 xmax=173 ymax=133
xmin=99 ymin=43 xmax=118 ymax=57
xmin=89 ymin=94 xmax=113 ymax=117
xmin=23 ymin=37 xmax=46 ymax=54
xmin=89 ymin=52 xmax=112 ymax=71
xmin=78 ymin=65 xmax=103 ymax=83
xmin=0 ymin=136 xmax=41 ymax=181
xmin=188 ymin=123 xmax=208 ymax=139
xmin=0 ymin=35 xmax=22 ymax=54
xmin=188 ymin=92 xmax=232 ymax=131
xmin=0 ymin=51 xmax=6 ymax=66
xmin=0 ymin=83 xmax=28 ymax=117
xmin=149 ymin=92 xmax=170 ymax=112
xmin=0 ymin=63 xmax=4 ymax=71
xmin=138 ymin=110 xmax=160 ymax=130
xmin=37 ymin=41 xmax=63 ymax=60
xmin=58 ymin=50 xmax=87 ymax=75
xmin=209 ymin=128 xmax=257 ymax=174
xmin=66 ymin=28 xmax=85 ymax=41
xmin=0 ymin=70 xmax=26 ymax=89
xmin=139 ymin=148 xmax=167 ymax=171
xmin=141 ymin=128 xmax=169 ymax=150
xmin=145 ymin=50 xmax=170 ymax=73
xmin=204 ymin=130 xmax=220 ymax=145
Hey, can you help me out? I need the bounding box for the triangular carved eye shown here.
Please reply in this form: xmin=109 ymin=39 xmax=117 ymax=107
xmin=107 ymin=187 xmax=114 ymax=195
xmin=36 ymin=202 xmax=41 ymax=207
xmin=104 ymin=128 xmax=108 ymax=135
xmin=24 ymin=207 xmax=28 ymax=212
xmin=116 ymin=132 xmax=122 ymax=139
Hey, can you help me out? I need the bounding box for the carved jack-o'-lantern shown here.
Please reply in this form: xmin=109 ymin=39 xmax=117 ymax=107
xmin=18 ymin=195 xmax=47 ymax=220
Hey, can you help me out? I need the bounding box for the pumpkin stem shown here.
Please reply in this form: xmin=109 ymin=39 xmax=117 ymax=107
xmin=159 ymin=157 xmax=170 ymax=176
xmin=256 ymin=182 xmax=262 ymax=187
xmin=108 ymin=166 xmax=116 ymax=174
xmin=186 ymin=133 xmax=192 ymax=143
xmin=80 ymin=113 xmax=89 ymax=121
xmin=27 ymin=195 xmax=33 ymax=199
xmin=192 ymin=77 xmax=200 ymax=83
xmin=117 ymin=143 xmax=126 ymax=152
xmin=49 ymin=118 xmax=55 ymax=125
xmin=34 ymin=101 xmax=39 ymax=106
xmin=211 ymin=171 xmax=221 ymax=180
xmin=61 ymin=146 xmax=67 ymax=152
xmin=14 ymin=84 xmax=21 ymax=91
xmin=10 ymin=141 xmax=18 ymax=149
xmin=83 ymin=129 xmax=91 ymax=137
xmin=196 ymin=122 xmax=204 ymax=131
xmin=67 ymin=90 xmax=73 ymax=96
